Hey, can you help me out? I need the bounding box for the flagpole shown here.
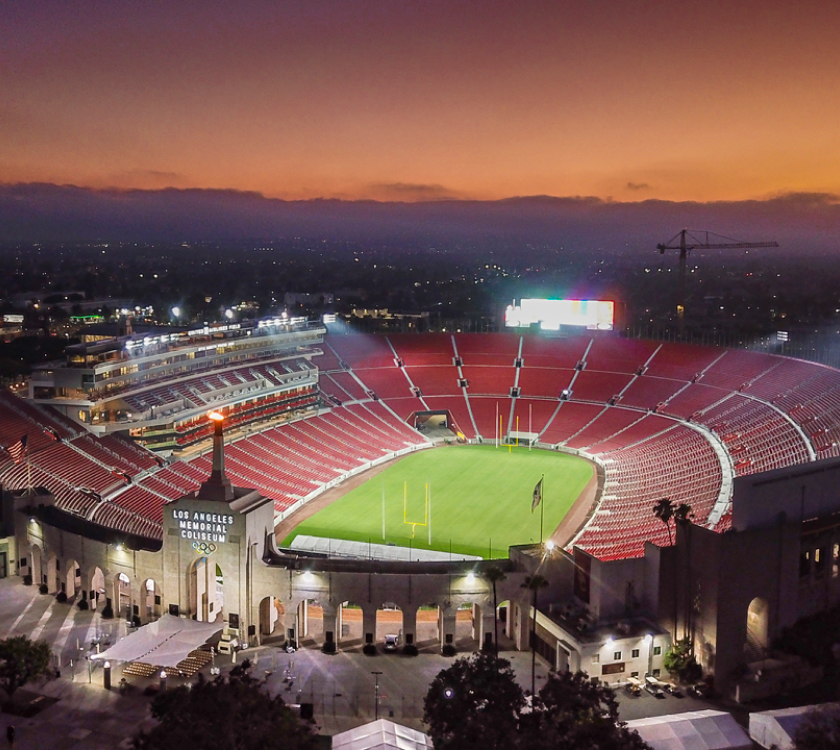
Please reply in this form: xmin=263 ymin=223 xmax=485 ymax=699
xmin=540 ymin=473 xmax=545 ymax=545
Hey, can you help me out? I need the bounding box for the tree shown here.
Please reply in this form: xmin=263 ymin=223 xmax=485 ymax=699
xmin=423 ymin=657 xmax=652 ymax=750
xmin=423 ymin=653 xmax=524 ymax=750
xmin=652 ymin=498 xmax=674 ymax=545
xmin=525 ymin=671 xmax=652 ymax=750
xmin=0 ymin=636 xmax=52 ymax=696
xmin=132 ymin=666 xmax=318 ymax=750
xmin=663 ymin=638 xmax=702 ymax=683
xmin=484 ymin=566 xmax=507 ymax=654
xmin=794 ymin=704 xmax=840 ymax=750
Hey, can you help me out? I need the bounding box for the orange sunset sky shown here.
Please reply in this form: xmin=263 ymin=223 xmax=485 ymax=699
xmin=2 ymin=0 xmax=839 ymax=203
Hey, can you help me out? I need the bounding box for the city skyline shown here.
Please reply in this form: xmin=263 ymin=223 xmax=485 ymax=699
xmin=3 ymin=0 xmax=839 ymax=204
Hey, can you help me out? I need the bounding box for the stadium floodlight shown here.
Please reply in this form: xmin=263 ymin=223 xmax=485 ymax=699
xmin=208 ymin=411 xmax=224 ymax=422
xmin=171 ymin=306 xmax=181 ymax=319
xmin=466 ymin=572 xmax=476 ymax=584
xmin=545 ymin=540 xmax=555 ymax=552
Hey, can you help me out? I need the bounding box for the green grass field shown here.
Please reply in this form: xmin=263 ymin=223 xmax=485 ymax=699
xmin=281 ymin=445 xmax=594 ymax=558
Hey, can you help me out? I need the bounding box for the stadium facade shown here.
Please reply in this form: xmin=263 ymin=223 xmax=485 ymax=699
xmin=3 ymin=326 xmax=840 ymax=697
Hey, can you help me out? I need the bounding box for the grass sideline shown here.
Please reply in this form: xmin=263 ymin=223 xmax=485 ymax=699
xmin=281 ymin=444 xmax=594 ymax=558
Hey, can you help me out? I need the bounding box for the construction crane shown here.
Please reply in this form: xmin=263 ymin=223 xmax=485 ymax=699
xmin=656 ymin=229 xmax=778 ymax=326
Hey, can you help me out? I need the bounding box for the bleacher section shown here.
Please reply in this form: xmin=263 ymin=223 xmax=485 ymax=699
xmin=2 ymin=333 xmax=838 ymax=562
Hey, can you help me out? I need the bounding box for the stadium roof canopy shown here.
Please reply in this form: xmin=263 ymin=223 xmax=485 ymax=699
xmin=626 ymin=709 xmax=751 ymax=750
xmin=748 ymin=703 xmax=839 ymax=750
xmin=91 ymin=614 xmax=221 ymax=668
xmin=332 ymin=719 xmax=432 ymax=750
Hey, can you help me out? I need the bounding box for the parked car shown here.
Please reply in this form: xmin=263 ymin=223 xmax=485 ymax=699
xmin=663 ymin=682 xmax=684 ymax=698
xmin=384 ymin=633 xmax=401 ymax=651
xmin=644 ymin=676 xmax=666 ymax=698
xmin=624 ymin=677 xmax=642 ymax=696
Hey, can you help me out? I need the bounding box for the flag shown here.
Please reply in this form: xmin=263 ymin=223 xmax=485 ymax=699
xmin=6 ymin=434 xmax=28 ymax=464
xmin=532 ymin=477 xmax=543 ymax=512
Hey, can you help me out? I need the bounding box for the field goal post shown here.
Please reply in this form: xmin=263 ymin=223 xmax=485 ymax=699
xmin=403 ymin=481 xmax=431 ymax=543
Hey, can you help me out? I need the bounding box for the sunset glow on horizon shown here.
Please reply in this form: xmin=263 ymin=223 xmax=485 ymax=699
xmin=2 ymin=0 xmax=839 ymax=204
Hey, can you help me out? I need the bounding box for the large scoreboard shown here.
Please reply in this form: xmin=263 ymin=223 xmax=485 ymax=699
xmin=504 ymin=298 xmax=615 ymax=331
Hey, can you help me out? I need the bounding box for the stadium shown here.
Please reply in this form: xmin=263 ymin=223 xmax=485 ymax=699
xmin=3 ymin=324 xmax=840 ymax=697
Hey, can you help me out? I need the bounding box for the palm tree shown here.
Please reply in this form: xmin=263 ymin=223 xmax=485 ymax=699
xmin=485 ymin=566 xmax=507 ymax=655
xmin=522 ymin=573 xmax=549 ymax=696
xmin=653 ymin=498 xmax=675 ymax=545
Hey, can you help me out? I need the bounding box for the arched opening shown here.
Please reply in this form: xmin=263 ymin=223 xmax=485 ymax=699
xmin=746 ymin=597 xmax=769 ymax=655
xmin=45 ymin=555 xmax=60 ymax=594
xmin=259 ymin=597 xmax=285 ymax=641
xmin=115 ymin=573 xmax=131 ymax=621
xmin=90 ymin=567 xmax=105 ymax=609
xmin=143 ymin=579 xmax=161 ymax=621
xmin=376 ymin=603 xmax=404 ymax=649
xmin=497 ymin=599 xmax=513 ymax=649
xmin=456 ymin=601 xmax=482 ymax=650
xmin=338 ymin=602 xmax=363 ymax=649
xmin=297 ymin=599 xmax=324 ymax=648
xmin=189 ymin=557 xmax=223 ymax=622
xmin=416 ymin=604 xmax=440 ymax=653
xmin=65 ymin=559 xmax=81 ymax=599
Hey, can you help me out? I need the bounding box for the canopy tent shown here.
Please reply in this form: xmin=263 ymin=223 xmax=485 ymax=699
xmin=90 ymin=614 xmax=222 ymax=668
xmin=626 ymin=710 xmax=752 ymax=750
xmin=749 ymin=703 xmax=839 ymax=749
xmin=332 ymin=719 xmax=433 ymax=750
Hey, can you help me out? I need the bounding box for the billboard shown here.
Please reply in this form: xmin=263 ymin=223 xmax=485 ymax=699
xmin=504 ymin=298 xmax=614 ymax=331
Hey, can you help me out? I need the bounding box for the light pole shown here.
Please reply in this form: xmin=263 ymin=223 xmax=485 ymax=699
xmin=372 ymin=671 xmax=383 ymax=720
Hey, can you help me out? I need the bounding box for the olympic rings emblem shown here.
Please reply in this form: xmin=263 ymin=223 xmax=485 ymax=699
xmin=192 ymin=542 xmax=217 ymax=555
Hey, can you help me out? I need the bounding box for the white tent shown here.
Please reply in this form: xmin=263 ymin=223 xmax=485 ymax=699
xmin=749 ymin=703 xmax=839 ymax=749
xmin=626 ymin=710 xmax=752 ymax=750
xmin=90 ymin=614 xmax=222 ymax=668
xmin=332 ymin=719 xmax=433 ymax=750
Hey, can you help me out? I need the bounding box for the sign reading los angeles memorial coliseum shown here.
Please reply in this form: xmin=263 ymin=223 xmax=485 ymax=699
xmin=171 ymin=509 xmax=234 ymax=543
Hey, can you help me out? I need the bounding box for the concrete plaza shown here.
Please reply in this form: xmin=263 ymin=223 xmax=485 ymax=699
xmin=0 ymin=577 xmax=714 ymax=747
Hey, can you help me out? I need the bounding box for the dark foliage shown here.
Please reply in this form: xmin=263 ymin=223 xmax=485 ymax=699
xmin=424 ymin=653 xmax=523 ymax=750
xmin=0 ymin=636 xmax=52 ymax=696
xmin=773 ymin=604 xmax=840 ymax=672
xmin=794 ymin=704 xmax=840 ymax=750
xmin=424 ymin=654 xmax=652 ymax=750
xmin=133 ymin=667 xmax=318 ymax=750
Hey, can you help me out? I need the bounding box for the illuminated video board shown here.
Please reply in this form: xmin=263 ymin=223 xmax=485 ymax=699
xmin=504 ymin=299 xmax=614 ymax=331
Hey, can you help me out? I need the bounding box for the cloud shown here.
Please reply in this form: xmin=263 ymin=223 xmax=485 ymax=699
xmin=370 ymin=182 xmax=458 ymax=200
xmin=109 ymin=169 xmax=187 ymax=186
xmin=763 ymin=190 xmax=839 ymax=205
xmin=626 ymin=181 xmax=651 ymax=191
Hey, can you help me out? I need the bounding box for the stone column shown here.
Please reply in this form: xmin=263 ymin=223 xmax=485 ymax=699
xmin=321 ymin=604 xmax=339 ymax=650
xmin=438 ymin=605 xmax=457 ymax=651
xmin=362 ymin=605 xmax=378 ymax=648
xmin=402 ymin=606 xmax=418 ymax=648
